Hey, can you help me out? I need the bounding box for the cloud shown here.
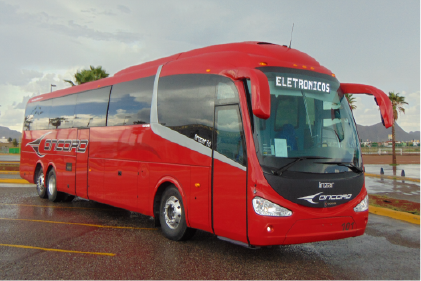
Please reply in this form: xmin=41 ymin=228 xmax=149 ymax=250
xmin=117 ymin=5 xmax=131 ymax=14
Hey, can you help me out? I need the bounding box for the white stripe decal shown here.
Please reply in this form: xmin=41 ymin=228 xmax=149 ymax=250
xmin=150 ymin=64 xmax=246 ymax=171
xmin=214 ymin=151 xmax=247 ymax=171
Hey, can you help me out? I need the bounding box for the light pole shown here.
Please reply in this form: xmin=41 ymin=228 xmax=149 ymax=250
xmin=50 ymin=84 xmax=56 ymax=92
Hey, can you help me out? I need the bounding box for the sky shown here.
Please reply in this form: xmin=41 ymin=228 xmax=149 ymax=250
xmin=0 ymin=0 xmax=419 ymax=134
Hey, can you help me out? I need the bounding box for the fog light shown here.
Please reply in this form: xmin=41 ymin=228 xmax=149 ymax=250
xmin=266 ymin=226 xmax=273 ymax=233
xmin=252 ymin=197 xmax=292 ymax=217
xmin=354 ymin=195 xmax=369 ymax=212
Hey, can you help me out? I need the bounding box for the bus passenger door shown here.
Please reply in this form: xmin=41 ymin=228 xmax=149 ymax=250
xmin=75 ymin=129 xmax=90 ymax=198
xmin=212 ymin=105 xmax=248 ymax=244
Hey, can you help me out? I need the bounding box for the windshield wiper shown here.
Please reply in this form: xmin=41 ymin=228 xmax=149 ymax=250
xmin=316 ymin=161 xmax=363 ymax=174
xmin=273 ymin=156 xmax=331 ymax=176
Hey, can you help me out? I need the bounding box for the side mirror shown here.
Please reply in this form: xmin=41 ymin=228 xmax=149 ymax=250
xmin=340 ymin=83 xmax=394 ymax=128
xmin=220 ymin=68 xmax=271 ymax=119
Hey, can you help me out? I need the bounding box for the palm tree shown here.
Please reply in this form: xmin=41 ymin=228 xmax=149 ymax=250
xmin=64 ymin=66 xmax=109 ymax=86
xmin=388 ymin=92 xmax=408 ymax=165
xmin=345 ymin=94 xmax=357 ymax=110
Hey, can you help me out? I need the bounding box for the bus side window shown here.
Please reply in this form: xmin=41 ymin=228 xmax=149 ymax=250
xmin=215 ymin=105 xmax=246 ymax=166
xmin=23 ymin=102 xmax=38 ymax=131
xmin=74 ymin=87 xmax=111 ymax=128
xmin=108 ymin=76 xmax=154 ymax=126
xmin=157 ymin=74 xmax=215 ymax=145
xmin=33 ymin=99 xmax=52 ymax=130
xmin=49 ymin=94 xmax=76 ymax=129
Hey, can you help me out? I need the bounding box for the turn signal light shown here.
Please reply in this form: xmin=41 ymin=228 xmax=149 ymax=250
xmin=259 ymin=62 xmax=268 ymax=66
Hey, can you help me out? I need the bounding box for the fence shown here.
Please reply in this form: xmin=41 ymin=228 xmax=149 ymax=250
xmin=362 ymin=146 xmax=420 ymax=155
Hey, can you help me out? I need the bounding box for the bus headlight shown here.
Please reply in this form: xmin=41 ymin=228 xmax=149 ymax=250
xmin=354 ymin=195 xmax=369 ymax=212
xmin=252 ymin=197 xmax=292 ymax=217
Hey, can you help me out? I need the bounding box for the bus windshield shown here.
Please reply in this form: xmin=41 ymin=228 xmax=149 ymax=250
xmin=252 ymin=68 xmax=362 ymax=174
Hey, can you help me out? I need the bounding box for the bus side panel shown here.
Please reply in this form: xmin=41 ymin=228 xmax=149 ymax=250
xmin=189 ymin=166 xmax=211 ymax=232
xmin=212 ymin=158 xmax=247 ymax=243
xmin=103 ymin=159 xmax=138 ymax=211
xmin=137 ymin=162 xmax=150 ymax=215
xmin=54 ymin=129 xmax=77 ymax=194
xmin=20 ymin=130 xmax=50 ymax=182
xmin=88 ymin=158 xmax=104 ymax=201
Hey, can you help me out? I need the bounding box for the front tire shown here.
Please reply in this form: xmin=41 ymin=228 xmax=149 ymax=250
xmin=47 ymin=169 xmax=63 ymax=202
xmin=159 ymin=186 xmax=196 ymax=241
xmin=36 ymin=168 xmax=47 ymax=199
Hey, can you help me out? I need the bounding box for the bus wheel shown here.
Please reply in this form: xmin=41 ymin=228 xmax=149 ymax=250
xmin=47 ymin=169 xmax=63 ymax=202
xmin=159 ymin=186 xmax=196 ymax=241
xmin=35 ymin=168 xmax=47 ymax=199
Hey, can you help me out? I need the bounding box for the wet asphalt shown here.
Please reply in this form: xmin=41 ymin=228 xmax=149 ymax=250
xmin=0 ymin=184 xmax=419 ymax=280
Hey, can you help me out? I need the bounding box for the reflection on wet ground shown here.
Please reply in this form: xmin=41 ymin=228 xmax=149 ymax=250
xmin=0 ymin=185 xmax=419 ymax=280
xmin=365 ymin=176 xmax=420 ymax=203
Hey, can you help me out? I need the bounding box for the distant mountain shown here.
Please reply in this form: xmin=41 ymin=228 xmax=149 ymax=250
xmin=357 ymin=123 xmax=420 ymax=142
xmin=0 ymin=126 xmax=22 ymax=140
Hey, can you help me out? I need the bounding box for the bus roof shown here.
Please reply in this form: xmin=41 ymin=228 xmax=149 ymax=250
xmin=28 ymin=41 xmax=334 ymax=103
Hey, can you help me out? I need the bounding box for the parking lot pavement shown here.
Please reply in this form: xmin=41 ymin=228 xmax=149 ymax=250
xmin=0 ymin=184 xmax=419 ymax=280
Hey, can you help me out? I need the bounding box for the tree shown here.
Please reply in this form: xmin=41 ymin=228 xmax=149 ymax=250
xmin=12 ymin=139 xmax=18 ymax=147
xmin=345 ymin=94 xmax=357 ymax=110
xmin=64 ymin=65 xmax=109 ymax=86
xmin=388 ymin=92 xmax=408 ymax=165
xmin=7 ymin=137 xmax=12 ymax=142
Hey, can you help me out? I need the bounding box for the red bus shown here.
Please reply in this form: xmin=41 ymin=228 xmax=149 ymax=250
xmin=20 ymin=42 xmax=393 ymax=247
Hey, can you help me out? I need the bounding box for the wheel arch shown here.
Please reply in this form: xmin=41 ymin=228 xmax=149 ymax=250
xmin=33 ymin=161 xmax=44 ymax=183
xmin=152 ymin=176 xmax=189 ymax=227
xmin=45 ymin=162 xmax=57 ymax=184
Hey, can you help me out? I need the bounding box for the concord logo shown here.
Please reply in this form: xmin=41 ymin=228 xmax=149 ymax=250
xmin=26 ymin=131 xmax=89 ymax=157
xmin=298 ymin=192 xmax=352 ymax=205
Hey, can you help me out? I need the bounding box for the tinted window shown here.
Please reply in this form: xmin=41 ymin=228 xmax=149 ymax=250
xmin=108 ymin=76 xmax=154 ymax=126
xmin=23 ymin=102 xmax=38 ymax=131
xmin=49 ymin=94 xmax=76 ymax=129
xmin=74 ymin=87 xmax=111 ymax=128
xmin=32 ymin=99 xmax=52 ymax=130
xmin=215 ymin=105 xmax=246 ymax=166
xmin=158 ymin=74 xmax=232 ymax=144
xmin=216 ymin=80 xmax=239 ymax=105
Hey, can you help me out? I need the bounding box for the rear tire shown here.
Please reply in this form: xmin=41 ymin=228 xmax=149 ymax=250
xmin=159 ymin=186 xmax=196 ymax=241
xmin=35 ymin=168 xmax=47 ymax=199
xmin=47 ymin=169 xmax=64 ymax=202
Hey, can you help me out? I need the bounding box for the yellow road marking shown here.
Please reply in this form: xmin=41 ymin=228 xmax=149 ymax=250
xmin=0 ymin=217 xmax=156 ymax=230
xmin=0 ymin=171 xmax=19 ymax=174
xmin=369 ymin=205 xmax=420 ymax=225
xmin=0 ymin=179 xmax=30 ymax=184
xmin=0 ymin=243 xmax=115 ymax=256
xmin=365 ymin=173 xmax=420 ymax=183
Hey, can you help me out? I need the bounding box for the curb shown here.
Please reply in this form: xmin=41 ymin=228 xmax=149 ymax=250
xmin=0 ymin=171 xmax=19 ymax=175
xmin=0 ymin=162 xmax=20 ymax=165
xmin=369 ymin=205 xmax=420 ymax=225
xmin=365 ymin=173 xmax=420 ymax=183
xmin=0 ymin=179 xmax=30 ymax=184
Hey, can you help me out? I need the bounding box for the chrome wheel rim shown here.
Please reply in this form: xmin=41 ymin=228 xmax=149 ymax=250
xmin=163 ymin=196 xmax=182 ymax=229
xmin=37 ymin=173 xmax=45 ymax=194
xmin=48 ymin=175 xmax=56 ymax=196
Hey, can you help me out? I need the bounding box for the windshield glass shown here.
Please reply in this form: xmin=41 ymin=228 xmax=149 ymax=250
xmin=252 ymin=67 xmax=362 ymax=174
